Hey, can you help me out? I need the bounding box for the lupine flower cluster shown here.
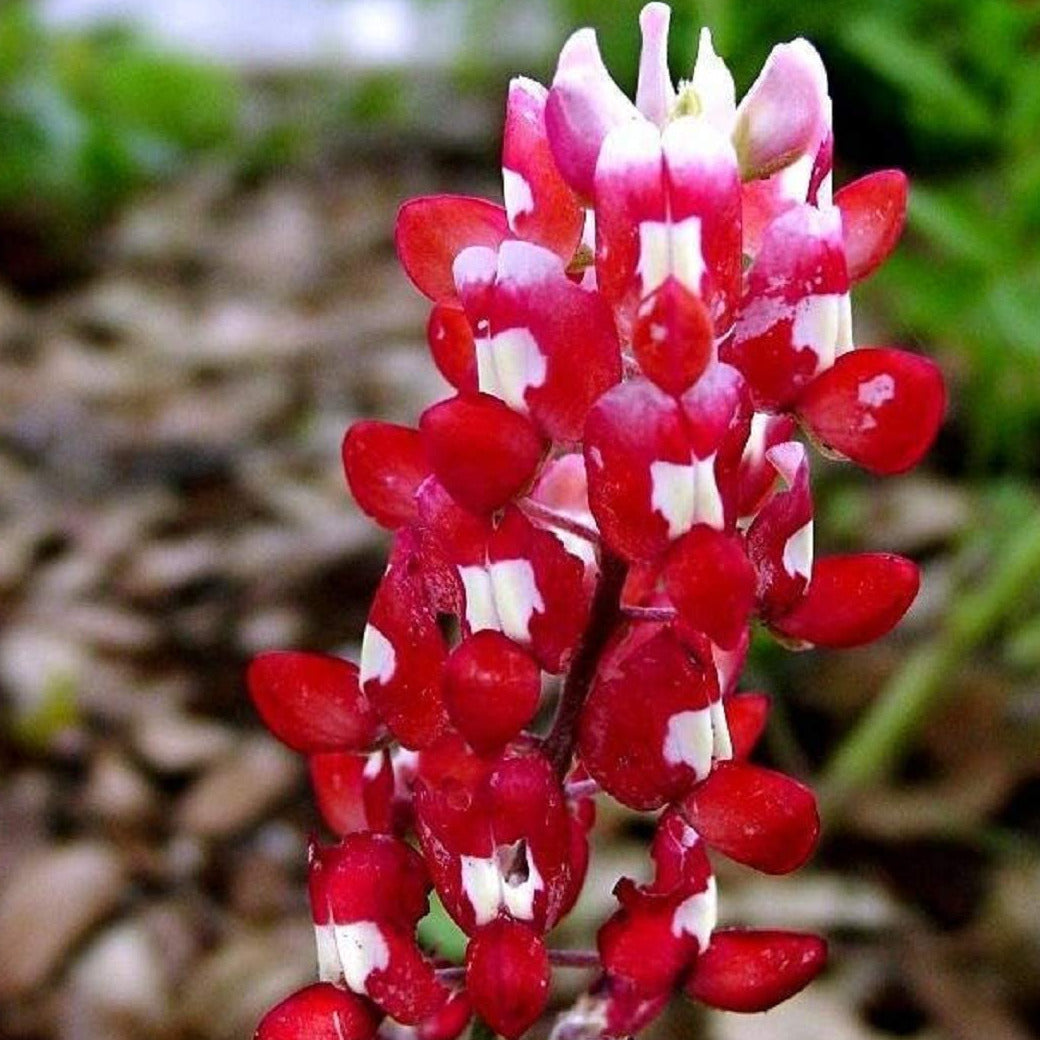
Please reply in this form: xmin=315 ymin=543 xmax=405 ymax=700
xmin=248 ymin=6 xmax=945 ymax=1039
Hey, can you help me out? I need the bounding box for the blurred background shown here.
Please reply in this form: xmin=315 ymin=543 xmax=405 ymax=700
xmin=1 ymin=1 xmax=1039 ymax=1037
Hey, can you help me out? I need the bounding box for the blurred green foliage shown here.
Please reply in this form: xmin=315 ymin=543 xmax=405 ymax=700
xmin=0 ymin=1 xmax=239 ymax=286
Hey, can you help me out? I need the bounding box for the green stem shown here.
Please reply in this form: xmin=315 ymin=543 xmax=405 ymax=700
xmin=819 ymin=511 xmax=1040 ymax=820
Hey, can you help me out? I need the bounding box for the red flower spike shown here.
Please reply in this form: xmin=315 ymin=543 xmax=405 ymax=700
xmin=686 ymin=929 xmax=827 ymax=1012
xmin=724 ymin=692 xmax=771 ymax=760
xmin=360 ymin=530 xmax=450 ymax=750
xmin=309 ymin=750 xmax=395 ymax=837
xmin=396 ymin=195 xmax=510 ymax=302
xmin=503 ymin=76 xmax=585 ymax=260
xmin=736 ymin=413 xmax=798 ymax=519
xmin=466 ymin=919 xmax=551 ymax=1039
xmin=578 ymin=624 xmax=721 ymax=810
xmin=342 ymin=421 xmax=431 ymax=531
xmin=443 ymin=632 xmax=542 ymax=755
xmin=255 ymin=983 xmax=382 ymax=1040
xmin=633 ymin=277 xmax=714 ymax=396
xmin=420 ymin=394 xmax=547 ymax=515
xmin=746 ymin=441 xmax=813 ymax=617
xmin=796 ymin=347 xmax=946 ymax=475
xmin=248 ymin=651 xmax=384 ymax=755
xmin=663 ymin=526 xmax=756 ymax=650
xmin=428 ymin=303 xmax=478 ymax=394
xmin=835 ymin=169 xmax=908 ymax=283
xmin=770 ymin=552 xmax=920 ymax=648
xmin=417 ymin=990 xmax=473 ymax=1040
xmin=679 ymin=761 xmax=820 ymax=875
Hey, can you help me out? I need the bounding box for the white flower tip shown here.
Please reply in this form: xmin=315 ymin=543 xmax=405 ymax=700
xmin=555 ymin=26 xmax=606 ymax=80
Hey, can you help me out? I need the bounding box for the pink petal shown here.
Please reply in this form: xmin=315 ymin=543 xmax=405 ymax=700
xmin=309 ymin=750 xmax=395 ymax=837
xmin=635 ymin=3 xmax=676 ymax=126
xmin=633 ymin=276 xmax=714 ymax=396
xmin=770 ymin=552 xmax=920 ymax=648
xmin=486 ymin=240 xmax=622 ymax=441
xmin=835 ymin=169 xmax=908 ymax=283
xmin=578 ymin=623 xmax=719 ymax=810
xmin=545 ymin=27 xmax=640 ymax=200
xmin=255 ymin=983 xmax=382 ymax=1040
xmin=661 ymin=116 xmax=742 ymax=331
xmin=503 ymin=77 xmax=585 ymax=260
xmin=396 ymin=195 xmax=510 ymax=302
xmin=443 ymin=632 xmax=542 ymax=755
xmin=679 ymin=761 xmax=820 ymax=874
xmin=465 ymin=920 xmax=550 ymax=1040
xmin=735 ymin=414 xmax=797 ymax=518
xmin=247 ymin=651 xmax=383 ymax=754
xmin=686 ymin=929 xmax=827 ymax=1012
xmin=797 ymin=347 xmax=945 ymax=474
xmin=420 ymin=394 xmax=546 ymax=515
xmin=342 ymin=421 xmax=431 ymax=530
xmin=427 ymin=303 xmax=478 ymax=394
xmin=663 ymin=527 xmax=756 ymax=650
xmin=733 ymin=40 xmax=829 ymax=181
xmin=724 ymin=204 xmax=849 ymax=410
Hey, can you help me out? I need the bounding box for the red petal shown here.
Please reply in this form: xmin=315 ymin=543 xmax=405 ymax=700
xmin=584 ymin=378 xmax=692 ymax=561
xmin=465 ymin=920 xmax=550 ymax=1040
xmin=680 ymin=761 xmax=819 ymax=874
xmin=797 ymin=348 xmax=945 ymax=475
xmin=725 ymin=692 xmax=771 ymax=760
xmin=364 ymin=927 xmax=450 ymax=1024
xmin=342 ymin=421 xmax=430 ymax=530
xmin=663 ymin=527 xmax=756 ymax=650
xmin=633 ymin=277 xmax=714 ymax=396
xmin=598 ymin=886 xmax=702 ymax=996
xmin=309 ymin=750 xmax=395 ymax=837
xmin=309 ymin=833 xmax=431 ymax=930
xmin=248 ymin=651 xmax=383 ymax=754
xmin=428 ymin=303 xmax=478 ymax=394
xmin=686 ymin=929 xmax=827 ymax=1012
xmin=649 ymin=808 xmax=714 ymax=897
xmin=420 ymin=394 xmax=546 ymax=515
xmin=395 ymin=195 xmax=510 ymax=302
xmin=770 ymin=552 xmax=919 ymax=648
xmin=503 ymin=77 xmax=585 ymax=260
xmin=255 ymin=983 xmax=382 ymax=1040
xmin=360 ymin=531 xmax=450 ymax=750
xmin=579 ymin=624 xmax=719 ymax=810
xmin=443 ymin=632 xmax=542 ymax=755
xmin=746 ymin=441 xmax=813 ymax=617
xmin=835 ymin=169 xmax=908 ymax=283
xmin=417 ymin=990 xmax=472 ymax=1040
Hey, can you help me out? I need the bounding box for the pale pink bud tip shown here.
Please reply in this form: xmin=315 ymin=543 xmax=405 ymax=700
xmin=636 ymin=3 xmax=676 ymax=126
xmin=733 ymin=39 xmax=829 ymax=181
